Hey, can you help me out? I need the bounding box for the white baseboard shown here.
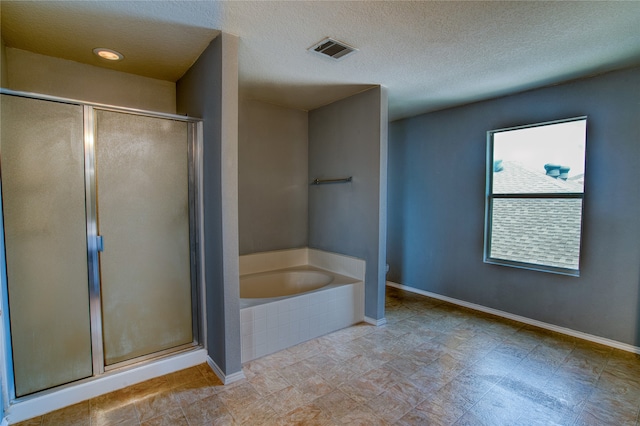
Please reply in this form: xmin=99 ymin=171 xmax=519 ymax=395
xmin=206 ymin=357 xmax=245 ymax=385
xmin=387 ymin=281 xmax=640 ymax=355
xmin=364 ymin=316 xmax=387 ymax=326
xmin=6 ymin=348 xmax=207 ymax=424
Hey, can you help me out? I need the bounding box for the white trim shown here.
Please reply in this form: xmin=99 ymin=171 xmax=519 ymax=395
xmin=387 ymin=281 xmax=640 ymax=355
xmin=364 ymin=316 xmax=387 ymax=327
xmin=223 ymin=371 xmax=246 ymax=385
xmin=1 ymin=416 xmax=7 ymax=426
xmin=5 ymin=349 xmax=207 ymax=424
xmin=206 ymin=356 xmax=245 ymax=385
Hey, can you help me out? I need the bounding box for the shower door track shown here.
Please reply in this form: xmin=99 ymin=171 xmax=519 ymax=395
xmin=0 ymin=89 xmax=205 ymax=401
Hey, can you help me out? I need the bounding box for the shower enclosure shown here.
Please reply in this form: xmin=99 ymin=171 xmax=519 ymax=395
xmin=0 ymin=91 xmax=203 ymax=398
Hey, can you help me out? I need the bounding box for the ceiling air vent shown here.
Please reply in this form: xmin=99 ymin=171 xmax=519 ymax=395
xmin=308 ymin=37 xmax=358 ymax=61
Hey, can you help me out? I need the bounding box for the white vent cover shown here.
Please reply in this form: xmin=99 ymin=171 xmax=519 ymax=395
xmin=308 ymin=37 xmax=358 ymax=61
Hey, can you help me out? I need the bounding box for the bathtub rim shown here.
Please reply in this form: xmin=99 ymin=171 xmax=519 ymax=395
xmin=239 ymin=247 xmax=365 ymax=281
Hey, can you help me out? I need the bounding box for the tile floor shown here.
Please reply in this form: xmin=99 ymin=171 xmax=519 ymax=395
xmin=14 ymin=286 xmax=640 ymax=425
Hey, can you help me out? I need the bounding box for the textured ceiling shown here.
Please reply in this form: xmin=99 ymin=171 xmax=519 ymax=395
xmin=2 ymin=1 xmax=640 ymax=120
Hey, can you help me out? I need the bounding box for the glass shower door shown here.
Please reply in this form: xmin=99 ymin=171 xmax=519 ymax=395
xmin=0 ymin=95 xmax=93 ymax=396
xmin=95 ymin=110 xmax=194 ymax=366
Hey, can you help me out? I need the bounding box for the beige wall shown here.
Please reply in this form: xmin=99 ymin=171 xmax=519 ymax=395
xmin=4 ymin=48 xmax=175 ymax=113
xmin=1 ymin=38 xmax=8 ymax=88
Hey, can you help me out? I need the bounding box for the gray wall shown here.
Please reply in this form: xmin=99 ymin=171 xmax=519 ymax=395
xmin=239 ymin=99 xmax=308 ymax=254
xmin=387 ymin=66 xmax=640 ymax=346
xmin=309 ymin=87 xmax=388 ymax=321
xmin=176 ymin=33 xmax=242 ymax=376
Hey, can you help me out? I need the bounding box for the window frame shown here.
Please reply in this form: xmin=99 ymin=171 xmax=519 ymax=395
xmin=483 ymin=116 xmax=587 ymax=277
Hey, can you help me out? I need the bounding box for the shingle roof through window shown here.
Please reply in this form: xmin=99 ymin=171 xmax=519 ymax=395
xmin=493 ymin=161 xmax=583 ymax=194
xmin=490 ymin=161 xmax=583 ymax=270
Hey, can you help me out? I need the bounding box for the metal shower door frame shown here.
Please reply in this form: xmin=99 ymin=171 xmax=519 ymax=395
xmin=0 ymin=89 xmax=204 ymax=400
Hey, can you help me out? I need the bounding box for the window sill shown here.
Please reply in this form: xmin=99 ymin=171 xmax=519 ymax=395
xmin=484 ymin=257 xmax=580 ymax=277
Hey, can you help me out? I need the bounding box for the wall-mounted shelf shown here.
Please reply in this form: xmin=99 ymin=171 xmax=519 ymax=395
xmin=311 ymin=176 xmax=352 ymax=185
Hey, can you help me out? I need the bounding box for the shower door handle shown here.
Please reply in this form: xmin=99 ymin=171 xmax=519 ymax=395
xmin=96 ymin=236 xmax=104 ymax=252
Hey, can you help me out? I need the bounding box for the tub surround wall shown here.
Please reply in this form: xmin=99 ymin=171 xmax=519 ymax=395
xmin=176 ymin=33 xmax=243 ymax=382
xmin=239 ymin=249 xmax=365 ymax=362
xmin=308 ymin=87 xmax=388 ymax=322
xmin=239 ymin=99 xmax=309 ymax=255
xmin=240 ymin=248 xmax=309 ymax=275
xmin=308 ymin=249 xmax=367 ymax=282
xmin=387 ymin=66 xmax=640 ymax=347
xmin=240 ymin=248 xmax=366 ymax=279
xmin=3 ymin=48 xmax=176 ymax=113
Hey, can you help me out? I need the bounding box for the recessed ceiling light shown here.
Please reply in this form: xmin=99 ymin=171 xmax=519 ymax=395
xmin=93 ymin=48 xmax=124 ymax=61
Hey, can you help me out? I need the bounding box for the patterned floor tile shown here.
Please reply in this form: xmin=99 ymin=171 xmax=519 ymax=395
xmin=11 ymin=287 xmax=640 ymax=426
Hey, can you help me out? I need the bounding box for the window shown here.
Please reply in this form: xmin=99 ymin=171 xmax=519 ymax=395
xmin=484 ymin=117 xmax=587 ymax=276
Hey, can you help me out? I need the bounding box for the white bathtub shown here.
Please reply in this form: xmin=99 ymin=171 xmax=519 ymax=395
xmin=240 ymin=268 xmax=333 ymax=299
xmin=239 ymin=249 xmax=365 ymax=362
